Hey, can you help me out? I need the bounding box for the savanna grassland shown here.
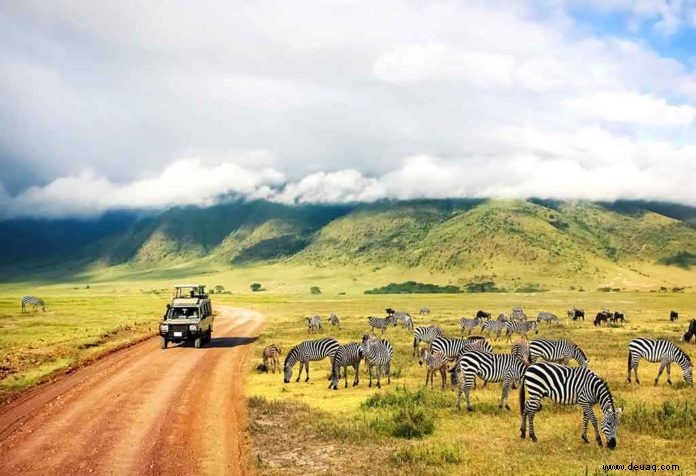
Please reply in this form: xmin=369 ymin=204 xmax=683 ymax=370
xmin=1 ymin=276 xmax=695 ymax=475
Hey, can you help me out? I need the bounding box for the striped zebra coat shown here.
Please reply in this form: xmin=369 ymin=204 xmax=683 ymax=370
xmin=21 ymin=296 xmax=45 ymax=312
xmin=393 ymin=311 xmax=414 ymax=330
xmin=262 ymin=343 xmax=282 ymax=374
xmin=418 ymin=348 xmax=448 ymax=389
xmin=306 ymin=315 xmax=322 ymax=333
xmin=283 ymin=338 xmax=339 ymax=383
xmin=412 ymin=325 xmax=444 ymax=356
xmin=360 ymin=335 xmax=393 ymax=388
xmin=511 ymin=307 xmax=528 ymax=321
xmin=520 ymin=362 xmax=621 ymax=448
xmin=627 ymin=338 xmax=693 ymax=385
xmin=482 ymin=320 xmax=507 ymax=340
xmin=330 ymin=343 xmax=363 ymax=389
xmin=505 ymin=321 xmax=538 ymax=341
xmin=431 ymin=336 xmax=493 ymax=362
xmin=537 ymin=312 xmax=560 ymax=325
xmin=458 ymin=317 xmax=483 ymax=337
xmin=455 ymin=351 xmax=528 ymax=411
xmin=328 ymin=313 xmax=341 ymax=328
xmin=367 ymin=315 xmax=396 ymax=335
xmin=530 ymin=338 xmax=589 ymax=367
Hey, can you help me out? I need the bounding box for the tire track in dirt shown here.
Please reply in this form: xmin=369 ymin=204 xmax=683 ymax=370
xmin=0 ymin=306 xmax=265 ymax=475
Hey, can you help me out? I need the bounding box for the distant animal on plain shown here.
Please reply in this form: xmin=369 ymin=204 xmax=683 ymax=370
xmin=262 ymin=343 xmax=282 ymax=373
xmin=328 ymin=313 xmax=340 ymax=328
xmin=568 ymin=308 xmax=584 ymax=321
xmin=475 ymin=310 xmax=491 ymax=319
xmin=670 ymin=311 xmax=678 ymax=322
xmin=627 ymin=338 xmax=692 ymax=386
xmin=21 ymin=296 xmax=45 ymax=312
xmin=537 ymin=312 xmax=560 ymax=325
xmin=594 ymin=310 xmax=611 ymax=326
xmin=306 ymin=315 xmax=322 ymax=333
xmin=683 ymin=319 xmax=696 ymax=343
xmin=419 ymin=307 xmax=431 ymax=315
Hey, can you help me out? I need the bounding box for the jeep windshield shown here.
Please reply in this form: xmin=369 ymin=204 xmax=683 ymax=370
xmin=166 ymin=307 xmax=200 ymax=319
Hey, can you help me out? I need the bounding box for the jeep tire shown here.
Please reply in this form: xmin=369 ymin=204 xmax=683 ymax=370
xmin=160 ymin=337 xmax=168 ymax=349
xmin=194 ymin=335 xmax=202 ymax=349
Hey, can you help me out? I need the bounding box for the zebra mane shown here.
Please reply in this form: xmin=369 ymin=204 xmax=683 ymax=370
xmin=572 ymin=342 xmax=588 ymax=359
xmin=595 ymin=373 xmax=616 ymax=412
xmin=283 ymin=345 xmax=299 ymax=367
xmin=674 ymin=345 xmax=692 ymax=366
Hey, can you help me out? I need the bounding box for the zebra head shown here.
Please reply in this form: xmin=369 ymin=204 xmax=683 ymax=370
xmin=283 ymin=349 xmax=296 ymax=383
xmin=601 ymin=407 xmax=622 ymax=449
xmin=683 ymin=361 xmax=693 ymax=385
xmin=418 ymin=348 xmax=428 ymax=366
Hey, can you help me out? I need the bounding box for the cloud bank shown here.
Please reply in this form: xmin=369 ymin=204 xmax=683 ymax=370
xmin=1 ymin=1 xmax=696 ymax=217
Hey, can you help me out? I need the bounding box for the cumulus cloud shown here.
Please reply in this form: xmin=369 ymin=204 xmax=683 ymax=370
xmin=1 ymin=1 xmax=696 ymax=215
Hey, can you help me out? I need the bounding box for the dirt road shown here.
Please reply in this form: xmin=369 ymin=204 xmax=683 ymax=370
xmin=0 ymin=306 xmax=264 ymax=475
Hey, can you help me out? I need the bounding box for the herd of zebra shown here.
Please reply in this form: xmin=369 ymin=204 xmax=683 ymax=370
xmin=263 ymin=305 xmax=695 ymax=449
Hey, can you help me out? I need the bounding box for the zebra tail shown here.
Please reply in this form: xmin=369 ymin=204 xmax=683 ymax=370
xmin=518 ymin=379 xmax=526 ymax=416
xmin=626 ymin=350 xmax=631 ymax=375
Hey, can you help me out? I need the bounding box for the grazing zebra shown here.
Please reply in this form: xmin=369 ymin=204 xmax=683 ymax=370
xmin=458 ymin=317 xmax=482 ymax=337
xmin=392 ymin=311 xmax=414 ymax=330
xmin=497 ymin=312 xmax=509 ymax=322
xmin=360 ymin=335 xmax=393 ymax=388
xmin=511 ymin=307 xmax=527 ymax=321
xmin=419 ymin=307 xmax=431 ymax=315
xmin=627 ymin=338 xmax=693 ymax=385
xmin=329 ymin=343 xmax=363 ymax=390
xmin=568 ymin=307 xmax=585 ymax=321
xmin=418 ymin=348 xmax=448 ymax=389
xmin=262 ymin=343 xmax=282 ymax=374
xmin=306 ymin=315 xmax=322 ymax=333
xmin=683 ymin=319 xmax=696 ymax=343
xmin=367 ymin=315 xmax=396 ymax=335
xmin=670 ymin=310 xmax=679 ymax=322
xmin=328 ymin=312 xmax=341 ymax=328
xmin=283 ymin=337 xmax=339 ymax=383
xmin=431 ymin=336 xmax=492 ymax=362
xmin=505 ymin=321 xmax=538 ymax=342
xmin=530 ymin=338 xmax=588 ymax=367
xmin=412 ymin=325 xmax=444 ymax=356
xmin=482 ymin=320 xmax=507 ymax=340
xmin=21 ymin=296 xmax=45 ymax=312
xmin=537 ymin=312 xmax=560 ymax=325
xmin=520 ymin=362 xmax=621 ymax=448
xmin=455 ymin=351 xmax=528 ymax=411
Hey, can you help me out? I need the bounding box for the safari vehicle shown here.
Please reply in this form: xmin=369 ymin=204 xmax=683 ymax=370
xmin=159 ymin=284 xmax=213 ymax=349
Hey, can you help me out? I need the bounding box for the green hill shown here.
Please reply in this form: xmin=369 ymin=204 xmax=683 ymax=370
xmin=1 ymin=198 xmax=695 ymax=289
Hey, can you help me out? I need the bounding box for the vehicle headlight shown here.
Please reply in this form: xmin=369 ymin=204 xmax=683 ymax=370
xmin=160 ymin=324 xmax=169 ymax=332
xmin=189 ymin=324 xmax=198 ymax=331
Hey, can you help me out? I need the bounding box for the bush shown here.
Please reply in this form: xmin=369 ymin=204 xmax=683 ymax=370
xmin=597 ymin=286 xmax=612 ymax=292
xmin=659 ymin=251 xmax=696 ymax=269
xmin=464 ymin=281 xmax=503 ymax=293
xmin=310 ymin=286 xmax=321 ymax=295
xmin=364 ymin=281 xmax=462 ymax=294
xmin=250 ymin=283 xmax=263 ymax=292
xmin=391 ymin=406 xmax=435 ymax=439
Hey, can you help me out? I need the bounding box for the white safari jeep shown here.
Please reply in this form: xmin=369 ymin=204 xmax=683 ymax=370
xmin=159 ymin=284 xmax=214 ymax=349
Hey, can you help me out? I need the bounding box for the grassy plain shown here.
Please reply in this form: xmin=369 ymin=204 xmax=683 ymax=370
xmin=1 ymin=274 xmax=695 ymax=475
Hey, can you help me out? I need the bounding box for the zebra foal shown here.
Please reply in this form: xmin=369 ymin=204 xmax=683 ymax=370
xmin=360 ymin=335 xmax=393 ymax=388
xmin=262 ymin=343 xmax=282 ymax=373
xmin=330 ymin=343 xmax=363 ymax=389
xmin=418 ymin=348 xmax=448 ymax=390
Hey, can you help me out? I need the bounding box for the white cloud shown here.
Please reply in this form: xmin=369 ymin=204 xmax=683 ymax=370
xmin=565 ymin=91 xmax=696 ymax=126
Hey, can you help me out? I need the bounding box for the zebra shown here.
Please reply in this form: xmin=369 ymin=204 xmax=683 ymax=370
xmin=529 ymin=338 xmax=589 ymax=367
xmin=511 ymin=307 xmax=528 ymax=321
xmin=418 ymin=348 xmax=448 ymax=389
xmin=458 ymin=317 xmax=482 ymax=337
xmin=283 ymin=337 xmax=339 ymax=383
xmin=412 ymin=325 xmax=444 ymax=356
xmin=329 ymin=343 xmax=363 ymax=390
xmin=367 ymin=315 xmax=396 ymax=335
xmin=520 ymin=362 xmax=621 ymax=448
xmin=505 ymin=320 xmax=538 ymax=342
xmin=306 ymin=315 xmax=322 ymax=333
xmin=537 ymin=312 xmax=560 ymax=325
xmin=627 ymin=338 xmax=693 ymax=385
xmin=328 ymin=312 xmax=341 ymax=328
xmin=392 ymin=311 xmax=414 ymax=330
xmin=431 ymin=336 xmax=492 ymax=362
xmin=482 ymin=320 xmax=507 ymax=340
xmin=21 ymin=296 xmax=45 ymax=312
xmin=455 ymin=351 xmax=528 ymax=411
xmin=262 ymin=343 xmax=282 ymax=374
xmin=360 ymin=334 xmax=393 ymax=388
xmin=419 ymin=307 xmax=431 ymax=315
xmin=511 ymin=337 xmax=531 ymax=365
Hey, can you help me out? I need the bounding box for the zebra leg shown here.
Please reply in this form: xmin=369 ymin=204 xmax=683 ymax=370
xmin=376 ymin=365 xmax=382 ymax=389
xmin=464 ymin=375 xmax=475 ymax=411
xmin=296 ymin=362 xmax=304 ymax=382
xmin=666 ymin=363 xmax=672 ymax=385
xmin=501 ymin=377 xmax=511 ymax=410
xmin=386 ymin=362 xmax=391 ymax=385
xmin=582 ymin=405 xmax=602 ymax=446
xmin=425 ymin=368 xmax=431 ymax=388
xmin=368 ymin=363 xmax=373 ymax=388
xmin=655 ymin=361 xmax=668 ymax=385
xmin=354 ymin=362 xmax=360 ymax=386
xmin=344 ymin=365 xmax=350 ymax=388
xmin=440 ymin=367 xmax=447 ymax=390
xmin=526 ymin=399 xmax=541 ymax=442
xmin=455 ymin=379 xmax=465 ymax=410
xmin=305 ymin=362 xmax=310 ymax=382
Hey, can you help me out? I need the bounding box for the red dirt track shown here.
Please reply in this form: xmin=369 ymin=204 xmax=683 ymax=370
xmin=0 ymin=306 xmax=264 ymax=475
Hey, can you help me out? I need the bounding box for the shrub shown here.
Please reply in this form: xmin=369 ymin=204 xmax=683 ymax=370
xmin=310 ymin=286 xmax=321 ymax=295
xmin=250 ymin=283 xmax=263 ymax=292
xmin=391 ymin=406 xmax=435 ymax=439
xmin=364 ymin=281 xmax=462 ymax=294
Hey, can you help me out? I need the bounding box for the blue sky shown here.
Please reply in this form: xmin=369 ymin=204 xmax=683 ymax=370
xmin=1 ymin=1 xmax=696 ymax=218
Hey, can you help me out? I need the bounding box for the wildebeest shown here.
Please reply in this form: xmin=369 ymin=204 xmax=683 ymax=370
xmin=475 ymin=310 xmax=492 ymax=319
xmin=670 ymin=310 xmax=679 ymax=322
xmin=610 ymin=311 xmax=625 ymax=324
xmin=683 ymin=319 xmax=696 ymax=343
xmin=594 ymin=310 xmax=611 ymax=326
xmin=568 ymin=307 xmax=585 ymax=321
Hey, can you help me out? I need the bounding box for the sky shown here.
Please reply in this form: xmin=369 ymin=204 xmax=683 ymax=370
xmin=1 ymin=0 xmax=696 ymax=219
